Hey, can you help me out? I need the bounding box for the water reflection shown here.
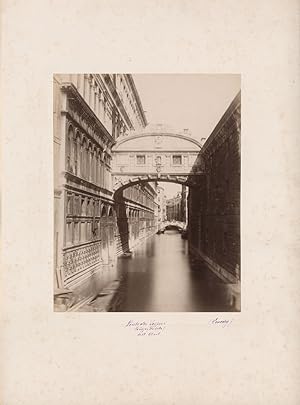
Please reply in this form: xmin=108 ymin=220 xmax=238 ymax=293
xmin=112 ymin=230 xmax=237 ymax=312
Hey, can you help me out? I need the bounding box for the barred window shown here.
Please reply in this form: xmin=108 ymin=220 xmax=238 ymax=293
xmin=172 ymin=155 xmax=182 ymax=165
xmin=136 ymin=155 xmax=146 ymax=165
xmin=155 ymin=155 xmax=162 ymax=165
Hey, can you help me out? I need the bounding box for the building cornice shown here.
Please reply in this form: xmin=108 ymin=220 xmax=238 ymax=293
xmin=64 ymin=171 xmax=113 ymax=198
xmin=125 ymin=74 xmax=148 ymax=127
xmin=113 ymin=149 xmax=199 ymax=153
xmin=201 ymin=91 xmax=241 ymax=158
xmin=122 ymin=198 xmax=156 ymax=213
xmin=113 ymin=132 xmax=202 ymax=149
xmin=101 ymin=74 xmax=135 ymax=130
xmin=60 ymin=82 xmax=115 ymax=148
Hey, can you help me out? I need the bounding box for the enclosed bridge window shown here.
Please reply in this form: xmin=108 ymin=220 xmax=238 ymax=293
xmin=172 ymin=155 xmax=182 ymax=165
xmin=137 ymin=155 xmax=146 ymax=165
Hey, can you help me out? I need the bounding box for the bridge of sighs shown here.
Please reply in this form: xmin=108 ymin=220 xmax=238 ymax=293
xmin=111 ymin=131 xmax=205 ymax=192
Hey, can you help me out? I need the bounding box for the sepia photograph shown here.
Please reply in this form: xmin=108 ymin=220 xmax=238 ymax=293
xmin=3 ymin=0 xmax=299 ymax=403
xmin=53 ymin=73 xmax=241 ymax=312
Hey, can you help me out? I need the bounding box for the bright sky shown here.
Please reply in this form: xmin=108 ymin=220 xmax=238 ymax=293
xmin=133 ymin=74 xmax=241 ymax=198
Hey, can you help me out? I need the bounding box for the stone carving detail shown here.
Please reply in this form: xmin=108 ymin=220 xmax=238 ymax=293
xmin=114 ymin=176 xmax=124 ymax=188
xmin=154 ymin=135 xmax=162 ymax=148
xmin=112 ymin=173 xmax=205 ymax=191
xmin=63 ymin=242 xmax=101 ymax=278
xmin=65 ymin=85 xmax=114 ymax=151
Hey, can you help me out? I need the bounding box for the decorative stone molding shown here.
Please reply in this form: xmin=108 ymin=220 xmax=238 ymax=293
xmin=113 ymin=132 xmax=202 ymax=150
xmin=63 ymin=241 xmax=101 ymax=279
xmin=54 ymin=188 xmax=62 ymax=197
xmin=61 ymin=83 xmax=115 ymax=150
xmin=113 ymin=173 xmax=204 ymax=192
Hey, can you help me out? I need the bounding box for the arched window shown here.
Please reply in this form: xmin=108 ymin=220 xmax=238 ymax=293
xmin=97 ymin=203 xmax=100 ymax=221
xmin=101 ymin=205 xmax=107 ymax=218
xmin=75 ymin=133 xmax=81 ymax=176
xmin=67 ymin=195 xmax=72 ymax=216
xmin=81 ymin=139 xmax=87 ymax=178
xmin=68 ymin=126 xmax=77 ymax=173
xmin=73 ymin=135 xmax=77 ymax=175
xmin=94 ymin=150 xmax=97 ymax=183
xmin=66 ymin=126 xmax=74 ymax=171
xmin=81 ymin=198 xmax=87 ymax=216
xmin=90 ymin=199 xmax=94 ymax=216
xmin=85 ymin=143 xmax=89 ymax=180
xmin=100 ymin=153 xmax=105 ymax=187
xmin=87 ymin=144 xmax=92 ymax=181
xmin=96 ymin=153 xmax=100 ymax=185
xmin=93 ymin=150 xmax=97 ymax=183
xmin=98 ymin=91 xmax=102 ymax=118
xmin=103 ymin=98 xmax=107 ymax=123
xmin=90 ymin=151 xmax=94 ymax=183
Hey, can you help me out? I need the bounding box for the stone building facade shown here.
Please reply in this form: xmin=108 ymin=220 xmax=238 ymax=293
xmin=188 ymin=91 xmax=241 ymax=306
xmin=115 ymin=183 xmax=158 ymax=255
xmin=156 ymin=185 xmax=167 ymax=229
xmin=53 ymin=73 xmax=157 ymax=309
xmin=166 ymin=186 xmax=187 ymax=222
xmin=181 ymin=185 xmax=188 ymax=223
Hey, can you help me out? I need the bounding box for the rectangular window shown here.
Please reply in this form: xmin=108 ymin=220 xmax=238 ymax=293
xmin=136 ymin=155 xmax=146 ymax=165
xmin=172 ymin=155 xmax=182 ymax=165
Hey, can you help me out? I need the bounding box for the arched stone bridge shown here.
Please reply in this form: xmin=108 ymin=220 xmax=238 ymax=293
xmin=111 ymin=131 xmax=204 ymax=192
xmin=160 ymin=221 xmax=186 ymax=231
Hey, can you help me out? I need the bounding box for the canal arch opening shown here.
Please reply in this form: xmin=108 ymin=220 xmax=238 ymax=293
xmin=113 ymin=178 xmax=192 ymax=255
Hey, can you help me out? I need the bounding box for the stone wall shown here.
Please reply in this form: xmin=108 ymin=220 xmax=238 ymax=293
xmin=188 ymin=91 xmax=241 ymax=289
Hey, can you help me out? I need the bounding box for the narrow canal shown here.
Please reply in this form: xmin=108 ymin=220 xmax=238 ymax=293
xmin=110 ymin=230 xmax=236 ymax=312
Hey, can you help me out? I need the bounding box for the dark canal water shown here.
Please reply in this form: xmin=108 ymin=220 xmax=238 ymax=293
xmin=110 ymin=230 xmax=236 ymax=312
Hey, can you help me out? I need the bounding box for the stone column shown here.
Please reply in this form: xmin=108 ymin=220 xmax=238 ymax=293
xmin=78 ymin=74 xmax=85 ymax=97
xmin=95 ymin=89 xmax=99 ymax=117
xmin=76 ymin=137 xmax=80 ymax=176
xmin=54 ymin=89 xmax=68 ymax=289
xmin=89 ymin=77 xmax=94 ymax=109
xmin=84 ymin=74 xmax=89 ymax=101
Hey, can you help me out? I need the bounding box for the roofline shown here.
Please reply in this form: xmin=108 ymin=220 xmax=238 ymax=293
xmin=113 ymin=132 xmax=202 ymax=150
xmin=125 ymin=75 xmax=148 ymax=127
xmin=201 ymin=90 xmax=241 ymax=155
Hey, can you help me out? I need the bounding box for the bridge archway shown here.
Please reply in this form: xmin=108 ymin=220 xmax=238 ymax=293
xmin=161 ymin=221 xmax=186 ymax=231
xmin=113 ymin=175 xmax=204 ymax=198
xmin=112 ymin=131 xmax=204 ymax=192
xmin=111 ymin=130 xmax=206 ymax=257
